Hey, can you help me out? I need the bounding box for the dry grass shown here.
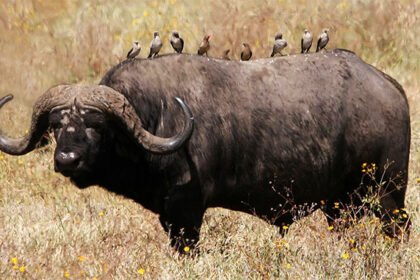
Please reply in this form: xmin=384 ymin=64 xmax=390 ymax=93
xmin=0 ymin=0 xmax=419 ymax=279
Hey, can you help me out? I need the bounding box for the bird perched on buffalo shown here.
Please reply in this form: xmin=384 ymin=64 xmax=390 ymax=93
xmin=316 ymin=29 xmax=330 ymax=52
xmin=170 ymin=31 xmax=184 ymax=53
xmin=240 ymin=43 xmax=252 ymax=61
xmin=148 ymin=31 xmax=163 ymax=58
xmin=126 ymin=41 xmax=141 ymax=59
xmin=197 ymin=35 xmax=211 ymax=56
xmin=222 ymin=49 xmax=231 ymax=60
xmin=301 ymin=29 xmax=313 ymax=54
xmin=271 ymin=33 xmax=288 ymax=57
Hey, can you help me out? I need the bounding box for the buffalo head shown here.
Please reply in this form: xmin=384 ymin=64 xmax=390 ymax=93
xmin=0 ymin=85 xmax=194 ymax=186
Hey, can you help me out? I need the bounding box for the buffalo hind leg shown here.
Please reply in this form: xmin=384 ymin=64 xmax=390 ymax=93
xmin=366 ymin=162 xmax=411 ymax=240
xmin=159 ymin=182 xmax=205 ymax=254
xmin=377 ymin=183 xmax=411 ymax=240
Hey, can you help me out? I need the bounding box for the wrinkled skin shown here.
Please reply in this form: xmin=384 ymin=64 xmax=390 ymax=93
xmin=0 ymin=50 xmax=411 ymax=253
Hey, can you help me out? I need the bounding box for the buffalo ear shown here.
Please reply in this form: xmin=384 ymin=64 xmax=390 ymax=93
xmin=35 ymin=130 xmax=53 ymax=149
xmin=113 ymin=128 xmax=142 ymax=162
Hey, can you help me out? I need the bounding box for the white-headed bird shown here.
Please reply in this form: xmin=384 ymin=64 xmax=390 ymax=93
xmin=271 ymin=33 xmax=288 ymax=57
xmin=316 ymin=29 xmax=330 ymax=52
xmin=301 ymin=29 xmax=313 ymax=54
xmin=126 ymin=41 xmax=141 ymax=59
xmin=148 ymin=31 xmax=163 ymax=59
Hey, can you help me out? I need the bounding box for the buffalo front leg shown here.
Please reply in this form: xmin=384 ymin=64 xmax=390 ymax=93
xmin=159 ymin=183 xmax=205 ymax=254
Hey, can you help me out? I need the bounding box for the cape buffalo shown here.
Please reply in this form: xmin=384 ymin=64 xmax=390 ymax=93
xmin=0 ymin=49 xmax=411 ymax=252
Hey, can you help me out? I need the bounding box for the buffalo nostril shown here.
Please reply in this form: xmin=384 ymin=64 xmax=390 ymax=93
xmin=55 ymin=151 xmax=81 ymax=171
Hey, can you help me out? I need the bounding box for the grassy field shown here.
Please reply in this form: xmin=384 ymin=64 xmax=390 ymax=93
xmin=0 ymin=0 xmax=419 ymax=279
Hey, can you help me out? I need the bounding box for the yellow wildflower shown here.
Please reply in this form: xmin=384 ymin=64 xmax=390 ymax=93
xmin=276 ymin=239 xmax=289 ymax=249
xmin=11 ymin=257 xmax=18 ymax=264
xmin=13 ymin=265 xmax=19 ymax=270
xmin=285 ymin=263 xmax=292 ymax=269
xmin=328 ymin=226 xmax=334 ymax=231
xmin=402 ymin=213 xmax=408 ymax=219
xmin=18 ymin=159 xmax=24 ymax=166
xmin=19 ymin=266 xmax=25 ymax=272
xmin=143 ymin=11 xmax=149 ymax=17
xmin=348 ymin=238 xmax=355 ymax=244
xmin=78 ymin=255 xmax=85 ymax=262
xmin=341 ymin=251 xmax=350 ymax=260
xmin=282 ymin=225 xmax=289 ymax=230
xmin=392 ymin=209 xmax=400 ymax=214
xmin=334 ymin=202 xmax=340 ymax=209
xmin=361 ymin=163 xmax=367 ymax=168
xmin=137 ymin=268 xmax=145 ymax=275
xmin=183 ymin=246 xmax=190 ymax=253
xmin=64 ymin=271 xmax=70 ymax=278
xmin=98 ymin=211 xmax=105 ymax=217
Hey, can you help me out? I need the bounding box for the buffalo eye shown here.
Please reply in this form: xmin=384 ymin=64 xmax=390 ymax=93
xmin=84 ymin=121 xmax=101 ymax=130
xmin=48 ymin=114 xmax=63 ymax=131
xmin=50 ymin=121 xmax=62 ymax=129
xmin=83 ymin=112 xmax=106 ymax=130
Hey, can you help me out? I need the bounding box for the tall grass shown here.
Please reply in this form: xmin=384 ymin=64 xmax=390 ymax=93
xmin=0 ymin=0 xmax=419 ymax=279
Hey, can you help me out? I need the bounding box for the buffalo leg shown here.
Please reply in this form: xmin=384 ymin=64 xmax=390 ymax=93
xmin=321 ymin=201 xmax=357 ymax=230
xmin=363 ymin=161 xmax=411 ymax=239
xmin=375 ymin=172 xmax=411 ymax=239
xmin=320 ymin=190 xmax=369 ymax=231
xmin=159 ymin=182 xmax=204 ymax=253
xmin=378 ymin=195 xmax=411 ymax=239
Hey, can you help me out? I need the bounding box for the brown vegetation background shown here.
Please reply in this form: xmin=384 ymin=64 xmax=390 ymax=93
xmin=0 ymin=0 xmax=419 ymax=279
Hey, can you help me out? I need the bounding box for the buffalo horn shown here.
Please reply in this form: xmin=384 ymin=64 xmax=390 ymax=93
xmin=0 ymin=85 xmax=71 ymax=155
